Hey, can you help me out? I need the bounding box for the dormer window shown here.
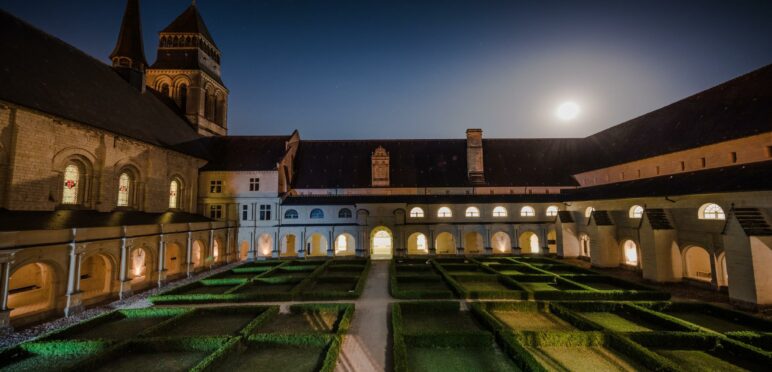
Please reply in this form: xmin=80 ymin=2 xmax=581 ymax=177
xmin=371 ymin=146 xmax=390 ymax=187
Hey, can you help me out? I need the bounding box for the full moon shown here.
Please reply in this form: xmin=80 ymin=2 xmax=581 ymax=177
xmin=555 ymin=101 xmax=581 ymax=121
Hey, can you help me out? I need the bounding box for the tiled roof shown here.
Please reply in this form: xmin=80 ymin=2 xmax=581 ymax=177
xmin=187 ymin=136 xmax=291 ymax=171
xmin=161 ymin=4 xmax=217 ymax=48
xmin=0 ymin=209 xmax=211 ymax=232
xmin=0 ymin=10 xmax=202 ymax=150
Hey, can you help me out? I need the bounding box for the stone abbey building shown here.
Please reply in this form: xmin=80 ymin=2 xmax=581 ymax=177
xmin=0 ymin=1 xmax=771 ymax=332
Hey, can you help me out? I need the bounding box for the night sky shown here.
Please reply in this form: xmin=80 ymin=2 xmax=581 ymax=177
xmin=3 ymin=0 xmax=772 ymax=139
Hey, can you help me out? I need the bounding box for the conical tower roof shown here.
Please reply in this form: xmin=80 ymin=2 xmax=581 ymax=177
xmin=109 ymin=0 xmax=147 ymax=66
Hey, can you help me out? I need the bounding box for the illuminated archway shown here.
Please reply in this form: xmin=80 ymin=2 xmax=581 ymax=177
xmin=282 ymin=234 xmax=297 ymax=257
xmin=165 ymin=243 xmax=183 ymax=277
xmin=192 ymin=240 xmax=205 ymax=268
xmin=463 ymin=232 xmax=483 ymax=254
xmin=491 ymin=232 xmax=511 ymax=254
xmin=129 ymin=247 xmax=151 ymax=285
xmin=684 ymin=246 xmax=712 ymax=282
xmin=370 ymin=227 xmax=393 ymax=259
xmin=622 ymin=240 xmax=639 ymax=267
xmin=435 ymin=232 xmax=456 ymax=255
xmin=407 ymin=233 xmax=429 ymax=255
xmin=519 ymin=231 xmax=540 ymax=254
xmin=8 ymin=262 xmax=56 ymax=319
xmin=579 ymin=234 xmax=591 ymax=257
xmin=258 ymin=234 xmax=273 ymax=257
xmin=212 ymin=239 xmax=222 ymax=263
xmin=239 ymin=240 xmax=249 ymax=261
xmin=307 ymin=233 xmax=328 ymax=257
xmin=716 ymin=252 xmax=728 ymax=287
xmin=80 ymin=254 xmax=113 ymax=303
xmin=334 ymin=233 xmax=356 ymax=256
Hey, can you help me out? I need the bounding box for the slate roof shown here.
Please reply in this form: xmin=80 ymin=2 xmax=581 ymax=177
xmin=109 ymin=0 xmax=147 ymax=66
xmin=0 ymin=209 xmax=211 ymax=232
xmin=0 ymin=10 xmax=203 ymax=150
xmin=564 ymin=160 xmax=772 ymax=201
xmin=281 ymin=194 xmax=564 ymax=205
xmin=161 ymin=4 xmax=218 ymax=48
xmin=581 ymin=63 xmax=772 ymax=171
xmin=189 ymin=136 xmax=291 ymax=171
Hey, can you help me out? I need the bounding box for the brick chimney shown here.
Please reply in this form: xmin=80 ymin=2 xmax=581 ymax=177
xmin=466 ymin=129 xmax=485 ymax=185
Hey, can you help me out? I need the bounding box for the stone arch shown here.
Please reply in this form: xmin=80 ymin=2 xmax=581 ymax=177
xmin=52 ymin=149 xmax=96 ymax=206
xmin=579 ymin=233 xmax=591 ymax=257
xmin=192 ymin=240 xmax=206 ymax=268
xmin=547 ymin=229 xmax=557 ymax=254
xmin=113 ymin=163 xmax=141 ymax=209
xmin=129 ymin=246 xmax=152 ymax=286
xmin=334 ymin=233 xmax=356 ymax=256
xmin=8 ymin=262 xmax=58 ymax=320
xmin=435 ymin=232 xmax=456 ymax=255
xmin=212 ymin=238 xmax=223 ymax=263
xmin=79 ymin=254 xmax=114 ymax=303
xmin=407 ymin=232 xmax=429 ymax=255
xmin=491 ymin=231 xmax=511 ymax=254
xmin=257 ymin=233 xmax=273 ymax=258
xmin=281 ymin=234 xmax=298 ymax=257
xmin=622 ymin=239 xmax=640 ymax=267
xmin=307 ymin=233 xmax=328 ymax=257
xmin=370 ymin=226 xmax=394 ymax=259
xmin=683 ymin=245 xmax=712 ymax=282
xmin=165 ymin=242 xmax=184 ymax=277
xmin=463 ymin=232 xmax=484 ymax=254
xmin=153 ymin=75 xmax=174 ymax=91
xmin=239 ymin=240 xmax=250 ymax=261
xmin=519 ymin=231 xmax=540 ymax=254
xmin=716 ymin=251 xmax=728 ymax=287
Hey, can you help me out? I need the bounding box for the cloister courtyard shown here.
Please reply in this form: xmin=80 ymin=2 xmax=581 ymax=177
xmin=2 ymin=255 xmax=771 ymax=372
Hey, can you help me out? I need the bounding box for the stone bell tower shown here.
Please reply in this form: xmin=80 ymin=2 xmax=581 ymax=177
xmin=109 ymin=0 xmax=147 ymax=92
xmin=146 ymin=1 xmax=228 ymax=136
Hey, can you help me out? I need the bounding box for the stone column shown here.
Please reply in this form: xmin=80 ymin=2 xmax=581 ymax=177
xmin=208 ymin=229 xmax=215 ymax=268
xmin=484 ymin=226 xmax=492 ymax=255
xmin=428 ymin=229 xmax=436 ymax=256
xmin=0 ymin=253 xmax=15 ymax=335
xmin=272 ymin=230 xmax=280 ymax=259
xmin=298 ymin=231 xmax=306 ymax=258
xmin=327 ymin=229 xmax=334 ymax=257
xmin=186 ymin=230 xmax=193 ymax=277
xmin=455 ymin=226 xmax=464 ymax=256
xmin=157 ymin=235 xmax=166 ymax=288
xmin=118 ymin=236 xmax=132 ymax=299
xmin=64 ymin=243 xmax=84 ymax=317
xmin=512 ymin=225 xmax=521 ymax=255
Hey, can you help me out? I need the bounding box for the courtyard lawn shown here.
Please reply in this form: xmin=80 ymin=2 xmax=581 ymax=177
xmin=0 ymin=341 xmax=108 ymax=371
xmin=256 ymin=310 xmax=343 ymax=334
xmin=664 ymin=311 xmax=758 ymax=333
xmin=526 ymin=345 xmax=644 ymax=371
xmin=401 ymin=308 xmax=483 ymax=334
xmin=173 ymin=283 xmax=235 ymax=295
xmin=653 ymin=349 xmax=757 ymax=372
xmin=93 ymin=350 xmax=208 ymax=372
xmin=214 ymin=342 xmax=327 ymax=372
xmin=579 ymin=312 xmax=670 ymax=332
xmin=149 ymin=307 xmax=266 ymax=337
xmin=406 ymin=345 xmax=521 ymax=372
xmin=491 ymin=309 xmax=576 ymax=332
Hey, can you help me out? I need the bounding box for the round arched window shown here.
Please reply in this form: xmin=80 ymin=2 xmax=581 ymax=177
xmin=409 ymin=207 xmax=425 ymax=218
xmin=492 ymin=206 xmax=508 ymax=217
xmin=545 ymin=206 xmax=559 ymax=217
xmin=437 ymin=207 xmax=452 ymax=218
xmin=698 ymin=203 xmax=725 ymax=220
xmin=629 ymin=205 xmax=644 ymax=219
xmin=520 ymin=206 xmax=535 ymax=217
xmin=465 ymin=207 xmax=480 ymax=217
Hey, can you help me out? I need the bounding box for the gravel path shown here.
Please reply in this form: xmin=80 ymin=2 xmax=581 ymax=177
xmin=336 ymin=260 xmax=391 ymax=372
xmin=0 ymin=262 xmax=241 ymax=349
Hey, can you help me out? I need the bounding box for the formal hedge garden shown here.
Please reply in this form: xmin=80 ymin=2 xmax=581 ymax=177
xmin=149 ymin=258 xmax=370 ymax=304
xmin=0 ymin=303 xmax=354 ymax=372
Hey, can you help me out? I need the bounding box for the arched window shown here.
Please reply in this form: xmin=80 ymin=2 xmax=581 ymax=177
xmin=179 ymin=84 xmax=188 ymax=111
xmin=520 ymin=206 xmax=536 ymax=217
xmin=465 ymin=206 xmax=480 ymax=217
xmin=335 ymin=235 xmax=347 ymax=252
xmin=629 ymin=205 xmax=644 ymax=219
xmin=409 ymin=207 xmax=424 ymax=218
xmin=169 ymin=180 xmax=180 ymax=209
xmin=161 ymin=83 xmax=170 ymax=96
xmin=699 ymin=203 xmax=725 ymax=220
xmin=546 ymin=206 xmax=559 ymax=217
xmin=585 ymin=207 xmax=595 ymax=218
xmin=310 ymin=208 xmax=325 ymax=219
xmin=117 ymin=172 xmax=131 ymax=207
xmin=492 ymin=206 xmax=508 ymax=217
xmin=338 ymin=208 xmax=353 ymax=218
xmin=204 ymin=91 xmax=212 ymax=119
xmin=416 ymin=234 xmax=427 ymax=251
xmin=437 ymin=207 xmax=452 ymax=218
xmin=62 ymin=163 xmax=81 ymax=205
xmin=284 ymin=209 xmax=299 ymax=219
xmin=623 ymin=240 xmax=638 ymax=266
